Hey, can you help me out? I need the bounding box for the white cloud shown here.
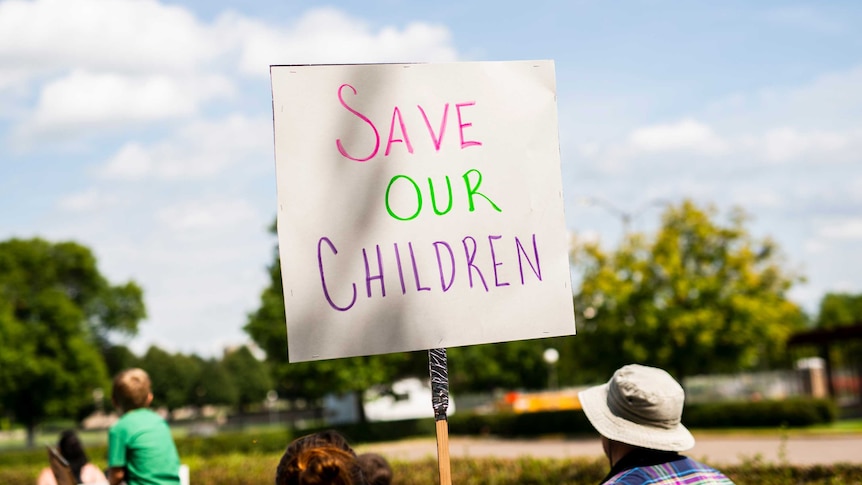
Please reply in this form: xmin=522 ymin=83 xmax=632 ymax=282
xmin=852 ymin=177 xmax=862 ymax=202
xmin=818 ymin=219 xmax=862 ymax=241
xmin=0 ymin=67 xmax=29 ymax=93
xmin=3 ymin=1 xmax=459 ymax=146
xmin=759 ymin=127 xmax=857 ymax=163
xmin=575 ymin=119 xmax=731 ymax=175
xmin=803 ymin=240 xmax=829 ymax=254
xmin=576 ymin=141 xmax=601 ymax=159
xmin=19 ymin=70 xmax=234 ymax=136
xmin=230 ymin=7 xmax=458 ymax=77
xmin=708 ymin=66 xmax=862 ymax=132
xmin=581 ymin=117 xmax=860 ymax=177
xmin=728 ymin=186 xmax=784 ymax=209
xmin=155 ymin=198 xmax=258 ymax=232
xmin=628 ymin=119 xmax=727 ymax=155
xmin=0 ymin=0 xmax=221 ymax=75
xmin=58 ymin=189 xmax=118 ymax=212
xmin=99 ymin=114 xmax=272 ymax=180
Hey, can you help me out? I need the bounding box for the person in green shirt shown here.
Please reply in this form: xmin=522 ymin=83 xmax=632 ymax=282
xmin=108 ymin=368 xmax=181 ymax=485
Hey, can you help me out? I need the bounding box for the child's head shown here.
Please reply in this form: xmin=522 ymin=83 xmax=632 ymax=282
xmin=58 ymin=430 xmax=88 ymax=479
xmin=112 ymin=368 xmax=153 ymax=412
xmin=355 ymin=453 xmax=392 ymax=485
xmin=276 ymin=431 xmax=364 ymax=485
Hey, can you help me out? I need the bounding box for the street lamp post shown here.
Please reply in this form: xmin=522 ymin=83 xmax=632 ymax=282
xmin=579 ymin=197 xmax=670 ymax=234
xmin=543 ymin=348 xmax=559 ymax=390
xmin=266 ymin=390 xmax=278 ymax=425
xmin=92 ymin=388 xmax=104 ymax=414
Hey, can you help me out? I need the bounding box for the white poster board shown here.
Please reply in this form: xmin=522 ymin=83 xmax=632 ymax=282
xmin=271 ymin=60 xmax=575 ymax=362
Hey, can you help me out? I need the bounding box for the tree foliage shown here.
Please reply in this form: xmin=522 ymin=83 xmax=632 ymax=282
xmin=814 ymin=292 xmax=862 ymax=369
xmin=448 ymin=340 xmax=554 ymax=392
xmin=222 ymin=346 xmax=272 ymax=413
xmin=0 ymin=238 xmax=145 ymax=446
xmin=568 ymin=200 xmax=806 ymax=381
xmin=139 ymin=346 xmax=200 ymax=413
xmin=815 ymin=293 xmax=862 ymax=329
xmin=189 ymin=356 xmax=238 ymax=408
xmin=103 ymin=344 xmax=140 ymax=378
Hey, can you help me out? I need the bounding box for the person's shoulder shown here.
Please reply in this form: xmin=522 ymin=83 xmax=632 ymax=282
xmin=36 ymin=466 xmax=56 ymax=485
xmin=605 ymin=459 xmax=734 ymax=485
xmin=110 ymin=412 xmax=132 ymax=432
xmin=604 ymin=466 xmax=652 ymax=484
xmin=673 ymin=456 xmax=735 ymax=483
xmin=679 ymin=456 xmax=730 ymax=473
xmin=126 ymin=407 xmax=163 ymax=420
xmin=139 ymin=408 xmax=172 ymax=427
xmin=81 ymin=462 xmax=109 ymax=483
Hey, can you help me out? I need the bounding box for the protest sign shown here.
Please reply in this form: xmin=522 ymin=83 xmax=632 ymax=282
xmin=271 ymin=60 xmax=575 ymax=362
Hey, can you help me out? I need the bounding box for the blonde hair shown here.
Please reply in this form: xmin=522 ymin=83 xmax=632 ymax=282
xmin=112 ymin=368 xmax=151 ymax=411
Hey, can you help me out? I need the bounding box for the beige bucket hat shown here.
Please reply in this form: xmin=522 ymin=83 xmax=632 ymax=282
xmin=578 ymin=364 xmax=695 ymax=452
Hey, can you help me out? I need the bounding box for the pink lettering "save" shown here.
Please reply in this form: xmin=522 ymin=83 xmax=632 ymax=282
xmin=335 ymin=83 xmax=482 ymax=162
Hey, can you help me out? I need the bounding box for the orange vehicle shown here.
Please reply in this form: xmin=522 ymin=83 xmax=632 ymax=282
xmin=499 ymin=389 xmax=583 ymax=414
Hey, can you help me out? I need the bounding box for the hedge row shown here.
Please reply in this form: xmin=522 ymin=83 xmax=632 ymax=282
xmin=443 ymin=397 xmax=837 ymax=439
xmin=175 ymin=427 xmax=294 ymax=456
xmin=0 ymin=427 xmax=296 ymax=467
xmin=684 ymin=398 xmax=837 ymax=428
xmin=3 ymin=455 xmax=862 ymax=485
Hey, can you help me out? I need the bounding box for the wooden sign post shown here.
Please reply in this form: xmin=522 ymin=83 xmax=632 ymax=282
xmin=429 ymin=348 xmax=452 ymax=485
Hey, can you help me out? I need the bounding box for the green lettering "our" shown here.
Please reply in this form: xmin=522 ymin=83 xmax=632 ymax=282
xmin=385 ymin=169 xmax=502 ymax=221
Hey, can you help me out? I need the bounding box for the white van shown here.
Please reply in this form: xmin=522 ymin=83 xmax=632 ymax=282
xmin=324 ymin=378 xmax=456 ymax=424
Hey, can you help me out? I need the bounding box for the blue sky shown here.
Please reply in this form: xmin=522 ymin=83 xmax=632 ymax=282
xmin=1 ymin=0 xmax=860 ymax=357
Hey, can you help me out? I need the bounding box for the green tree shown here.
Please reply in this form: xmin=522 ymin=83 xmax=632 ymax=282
xmin=0 ymin=238 xmax=145 ymax=446
xmin=813 ymin=292 xmax=862 ymax=370
xmin=569 ymin=200 xmax=806 ymax=382
xmin=103 ymin=344 xmax=140 ymax=377
xmin=244 ymin=228 xmax=423 ymax=421
xmin=222 ymin=346 xmax=272 ymax=414
xmin=816 ymin=293 xmax=862 ymax=329
xmin=447 ymin=340 xmax=552 ymax=391
xmin=139 ymin=346 xmax=199 ymax=414
xmin=189 ymin=357 xmax=238 ymax=409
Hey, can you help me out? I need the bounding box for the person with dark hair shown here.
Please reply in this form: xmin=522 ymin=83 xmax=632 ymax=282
xmin=355 ymin=453 xmax=392 ymax=485
xmin=276 ymin=430 xmax=366 ymax=485
xmin=37 ymin=430 xmax=108 ymax=485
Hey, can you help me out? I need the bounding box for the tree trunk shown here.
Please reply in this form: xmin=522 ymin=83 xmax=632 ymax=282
xmin=26 ymin=422 xmax=36 ymax=449
xmin=354 ymin=389 xmax=367 ymax=424
xmin=236 ymin=403 xmax=247 ymax=429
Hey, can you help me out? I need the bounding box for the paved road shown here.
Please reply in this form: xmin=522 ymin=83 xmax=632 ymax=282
xmin=357 ymin=433 xmax=862 ymax=466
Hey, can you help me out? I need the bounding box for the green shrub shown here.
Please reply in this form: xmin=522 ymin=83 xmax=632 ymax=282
xmin=684 ymin=398 xmax=837 ymax=429
xmin=390 ymin=457 xmax=609 ymax=485
xmin=725 ymin=459 xmax=862 ymax=485
xmin=174 ymin=428 xmax=293 ymax=456
xmin=0 ymin=448 xmax=52 ymax=467
xmin=448 ymin=410 xmax=588 ymax=437
xmin=447 ymin=398 xmax=836 ymax=437
xmin=304 ymin=418 xmax=437 ymax=444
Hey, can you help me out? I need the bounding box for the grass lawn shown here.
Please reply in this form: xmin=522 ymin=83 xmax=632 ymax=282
xmin=2 ymin=417 xmax=862 ymax=452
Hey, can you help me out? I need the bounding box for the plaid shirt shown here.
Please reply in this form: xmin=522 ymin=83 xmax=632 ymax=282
xmin=602 ymin=449 xmax=735 ymax=484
